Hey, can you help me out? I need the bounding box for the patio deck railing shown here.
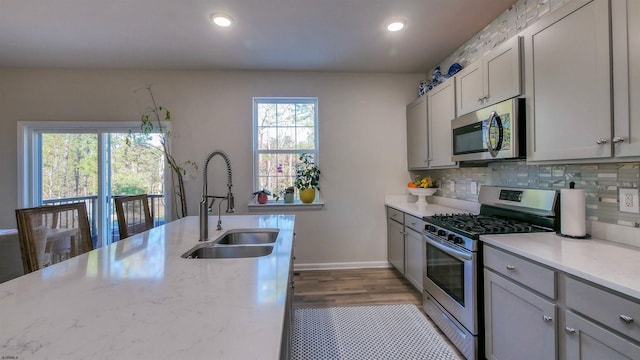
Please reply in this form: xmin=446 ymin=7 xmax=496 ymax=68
xmin=42 ymin=194 xmax=165 ymax=243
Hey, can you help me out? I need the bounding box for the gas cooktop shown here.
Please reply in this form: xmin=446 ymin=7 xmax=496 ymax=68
xmin=426 ymin=213 xmax=552 ymax=238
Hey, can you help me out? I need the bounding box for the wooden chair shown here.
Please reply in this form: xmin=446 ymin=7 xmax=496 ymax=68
xmin=15 ymin=202 xmax=93 ymax=274
xmin=114 ymin=194 xmax=153 ymax=240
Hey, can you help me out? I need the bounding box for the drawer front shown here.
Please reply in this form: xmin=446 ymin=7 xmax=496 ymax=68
xmin=565 ymin=275 xmax=640 ymax=342
xmin=405 ymin=214 xmax=425 ymax=232
xmin=484 ymin=245 xmax=556 ymax=299
xmin=386 ymin=207 xmax=404 ymax=223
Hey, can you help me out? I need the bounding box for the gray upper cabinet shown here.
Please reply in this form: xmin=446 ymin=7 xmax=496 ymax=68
xmin=525 ymin=0 xmax=612 ymax=162
xmin=427 ymin=77 xmax=457 ymax=168
xmin=456 ymin=36 xmax=522 ymax=117
xmin=612 ymin=0 xmax=640 ymax=158
xmin=406 ymin=96 xmax=429 ymax=169
xmin=455 ymin=58 xmax=484 ymax=116
xmin=407 ymin=77 xmax=457 ymax=170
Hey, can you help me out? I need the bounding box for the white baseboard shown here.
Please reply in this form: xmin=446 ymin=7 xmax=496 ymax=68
xmin=293 ymin=261 xmax=391 ymax=271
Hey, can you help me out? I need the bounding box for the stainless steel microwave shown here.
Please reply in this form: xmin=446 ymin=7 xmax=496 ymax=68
xmin=451 ymin=97 xmax=525 ymax=162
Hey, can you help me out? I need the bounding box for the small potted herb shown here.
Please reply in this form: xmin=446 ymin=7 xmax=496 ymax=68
xmin=252 ymin=189 xmax=271 ymax=204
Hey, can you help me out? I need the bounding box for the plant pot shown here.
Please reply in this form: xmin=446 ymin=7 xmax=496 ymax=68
xmin=257 ymin=192 xmax=268 ymax=204
xmin=284 ymin=193 xmax=294 ymax=203
xmin=299 ymin=188 xmax=315 ymax=203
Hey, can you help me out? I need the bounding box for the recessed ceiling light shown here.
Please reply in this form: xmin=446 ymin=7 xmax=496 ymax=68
xmin=386 ymin=19 xmax=406 ymax=32
xmin=211 ymin=13 xmax=233 ymax=27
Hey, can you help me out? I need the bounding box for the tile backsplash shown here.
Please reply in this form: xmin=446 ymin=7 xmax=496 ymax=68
xmin=434 ymin=0 xmax=572 ymax=79
xmin=417 ymin=161 xmax=640 ymax=228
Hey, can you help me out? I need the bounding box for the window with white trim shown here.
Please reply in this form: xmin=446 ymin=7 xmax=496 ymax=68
xmin=253 ymin=98 xmax=318 ymax=200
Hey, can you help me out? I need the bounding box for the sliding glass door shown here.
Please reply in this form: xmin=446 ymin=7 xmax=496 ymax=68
xmin=19 ymin=122 xmax=168 ymax=247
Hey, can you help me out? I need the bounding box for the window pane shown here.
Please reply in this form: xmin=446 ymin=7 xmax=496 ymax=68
xmin=257 ymin=104 xmax=277 ymax=126
xmin=296 ymin=127 xmax=315 ymax=150
xmin=276 ymin=104 xmax=296 ymax=126
xmin=296 ymin=104 xmax=315 ymax=126
xmin=257 ymin=126 xmax=277 ymax=150
xmin=41 ymin=133 xmax=98 ymax=201
xmin=277 ymin=127 xmax=296 ymax=150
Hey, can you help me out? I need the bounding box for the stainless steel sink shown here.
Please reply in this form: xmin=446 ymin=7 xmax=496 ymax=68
xmin=182 ymin=244 xmax=274 ymax=259
xmin=215 ymin=229 xmax=279 ymax=245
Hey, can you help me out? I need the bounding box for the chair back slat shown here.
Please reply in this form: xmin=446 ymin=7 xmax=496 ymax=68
xmin=114 ymin=194 xmax=153 ymax=240
xmin=15 ymin=202 xmax=93 ymax=273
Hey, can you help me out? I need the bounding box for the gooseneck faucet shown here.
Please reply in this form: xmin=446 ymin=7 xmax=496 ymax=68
xmin=199 ymin=150 xmax=234 ymax=241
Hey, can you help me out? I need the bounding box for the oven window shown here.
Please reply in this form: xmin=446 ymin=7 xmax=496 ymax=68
xmin=426 ymin=244 xmax=465 ymax=306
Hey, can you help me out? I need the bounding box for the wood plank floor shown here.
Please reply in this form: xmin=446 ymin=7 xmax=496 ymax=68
xmin=293 ymin=267 xmax=422 ymax=308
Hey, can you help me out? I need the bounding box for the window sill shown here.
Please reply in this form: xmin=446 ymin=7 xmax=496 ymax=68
xmin=247 ymin=199 xmax=324 ymax=211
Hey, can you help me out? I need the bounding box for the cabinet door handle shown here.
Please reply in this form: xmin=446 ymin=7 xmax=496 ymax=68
xmin=477 ymin=97 xmax=484 ymax=103
xmin=543 ymin=315 xmax=553 ymax=322
xmin=596 ymin=138 xmax=608 ymax=145
xmin=564 ymin=327 xmax=576 ymax=334
xmin=613 ymin=136 xmax=625 ymax=143
xmin=506 ymin=265 xmax=516 ymax=270
xmin=620 ymin=315 xmax=634 ymax=324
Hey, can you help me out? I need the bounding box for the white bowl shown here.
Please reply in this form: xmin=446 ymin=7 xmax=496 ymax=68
xmin=408 ymin=187 xmax=438 ymax=203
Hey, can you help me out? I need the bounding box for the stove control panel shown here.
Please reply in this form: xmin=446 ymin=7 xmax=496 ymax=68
xmin=422 ymin=221 xmax=476 ymax=252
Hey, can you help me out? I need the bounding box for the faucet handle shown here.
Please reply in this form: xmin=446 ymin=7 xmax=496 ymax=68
xmin=226 ymin=193 xmax=235 ymax=213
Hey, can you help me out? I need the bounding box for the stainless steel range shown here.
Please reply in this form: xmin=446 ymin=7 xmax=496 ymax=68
xmin=422 ymin=186 xmax=559 ymax=360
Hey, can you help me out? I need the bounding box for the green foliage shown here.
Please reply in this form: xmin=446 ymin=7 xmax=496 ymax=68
xmin=294 ymin=153 xmax=320 ymax=190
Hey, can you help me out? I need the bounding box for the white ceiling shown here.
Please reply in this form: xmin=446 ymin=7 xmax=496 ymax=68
xmin=0 ymin=0 xmax=516 ymax=73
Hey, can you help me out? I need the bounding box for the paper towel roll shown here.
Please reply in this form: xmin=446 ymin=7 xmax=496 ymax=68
xmin=560 ymin=188 xmax=586 ymax=237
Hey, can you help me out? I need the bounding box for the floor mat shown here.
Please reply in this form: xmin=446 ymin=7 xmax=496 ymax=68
xmin=292 ymin=304 xmax=462 ymax=360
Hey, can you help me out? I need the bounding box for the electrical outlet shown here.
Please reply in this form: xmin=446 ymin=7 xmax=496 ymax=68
xmin=449 ymin=181 xmax=455 ymax=192
xmin=470 ymin=181 xmax=478 ymax=195
xmin=619 ymin=188 xmax=640 ymax=213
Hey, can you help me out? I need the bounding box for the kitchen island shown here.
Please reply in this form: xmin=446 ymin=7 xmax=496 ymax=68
xmin=0 ymin=215 xmax=295 ymax=360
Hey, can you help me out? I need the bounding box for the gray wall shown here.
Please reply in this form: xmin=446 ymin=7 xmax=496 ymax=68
xmin=0 ymin=69 xmax=423 ymax=267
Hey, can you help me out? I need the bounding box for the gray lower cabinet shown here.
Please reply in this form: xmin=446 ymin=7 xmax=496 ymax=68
xmin=484 ymin=268 xmax=557 ymax=360
xmin=386 ymin=207 xmax=424 ymax=292
xmin=404 ymin=218 xmax=424 ymax=292
xmin=563 ymin=310 xmax=640 ymax=360
xmin=387 ymin=207 xmax=405 ymax=274
xmin=485 ymin=243 xmax=640 ymax=360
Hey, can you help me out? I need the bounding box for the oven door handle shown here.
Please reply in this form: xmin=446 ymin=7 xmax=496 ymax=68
xmin=424 ymin=233 xmax=472 ymax=261
xmin=485 ymin=111 xmax=503 ymax=158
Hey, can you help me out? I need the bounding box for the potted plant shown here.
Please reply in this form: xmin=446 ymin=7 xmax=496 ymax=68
xmin=274 ymin=186 xmax=295 ymax=203
xmin=252 ymin=189 xmax=271 ymax=204
xmin=295 ymin=153 xmax=321 ymax=203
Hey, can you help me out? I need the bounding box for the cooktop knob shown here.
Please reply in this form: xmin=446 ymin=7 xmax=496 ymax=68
xmin=437 ymin=229 xmax=446 ymax=237
xmin=454 ymin=236 xmax=463 ymax=245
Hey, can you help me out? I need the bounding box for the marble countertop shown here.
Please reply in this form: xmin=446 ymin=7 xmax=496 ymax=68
xmin=0 ymin=215 xmax=295 ymax=360
xmin=384 ymin=194 xmax=480 ymax=218
xmin=481 ymin=232 xmax=640 ymax=300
